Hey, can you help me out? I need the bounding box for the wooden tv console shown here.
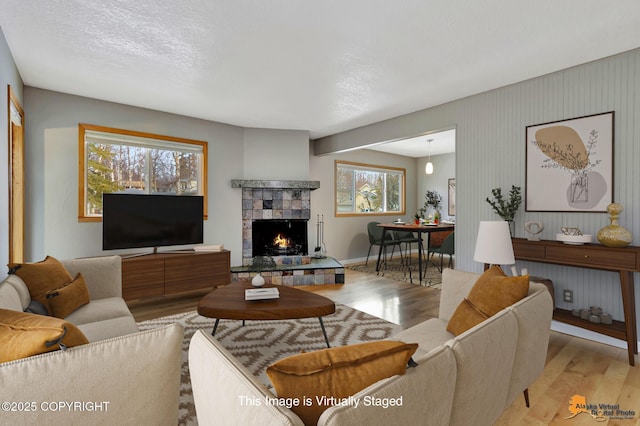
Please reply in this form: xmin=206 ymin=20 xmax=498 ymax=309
xmin=121 ymin=250 xmax=230 ymax=301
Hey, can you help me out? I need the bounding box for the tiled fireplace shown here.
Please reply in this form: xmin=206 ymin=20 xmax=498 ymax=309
xmin=230 ymin=179 xmax=344 ymax=285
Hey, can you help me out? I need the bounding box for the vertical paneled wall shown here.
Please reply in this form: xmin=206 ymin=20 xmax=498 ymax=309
xmin=314 ymin=48 xmax=640 ymax=323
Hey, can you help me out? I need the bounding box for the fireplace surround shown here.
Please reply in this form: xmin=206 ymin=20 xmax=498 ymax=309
xmin=230 ymin=179 xmax=344 ymax=286
xmin=232 ymin=179 xmax=319 ymax=265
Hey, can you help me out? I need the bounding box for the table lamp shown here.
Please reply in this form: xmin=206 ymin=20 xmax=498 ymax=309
xmin=473 ymin=221 xmax=515 ymax=271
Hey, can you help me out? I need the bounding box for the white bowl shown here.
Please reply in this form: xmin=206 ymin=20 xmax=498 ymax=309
xmin=556 ymin=233 xmax=592 ymax=245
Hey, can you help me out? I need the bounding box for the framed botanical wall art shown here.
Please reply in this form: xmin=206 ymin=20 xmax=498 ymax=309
xmin=525 ymin=111 xmax=614 ymax=212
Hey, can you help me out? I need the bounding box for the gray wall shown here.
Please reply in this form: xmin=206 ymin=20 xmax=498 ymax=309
xmin=243 ymin=128 xmax=310 ymax=180
xmin=0 ymin=28 xmax=24 ymax=270
xmin=314 ymin=48 xmax=640 ymax=341
xmin=22 ymin=88 xmax=310 ymax=266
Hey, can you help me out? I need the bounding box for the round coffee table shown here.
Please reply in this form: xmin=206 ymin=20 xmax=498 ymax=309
xmin=197 ymin=281 xmax=336 ymax=347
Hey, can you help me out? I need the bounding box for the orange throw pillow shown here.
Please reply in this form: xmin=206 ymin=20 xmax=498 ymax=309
xmin=447 ymin=266 xmax=529 ymax=336
xmin=0 ymin=309 xmax=89 ymax=363
xmin=46 ymin=273 xmax=91 ymax=318
xmin=8 ymin=256 xmax=73 ymax=309
xmin=267 ymin=340 xmax=417 ymax=425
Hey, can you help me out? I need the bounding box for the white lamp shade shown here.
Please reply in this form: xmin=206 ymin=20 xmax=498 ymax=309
xmin=425 ymin=162 xmax=433 ymax=174
xmin=473 ymin=221 xmax=515 ymax=266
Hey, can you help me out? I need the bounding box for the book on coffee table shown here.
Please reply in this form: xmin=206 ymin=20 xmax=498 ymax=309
xmin=245 ymin=287 xmax=280 ymax=301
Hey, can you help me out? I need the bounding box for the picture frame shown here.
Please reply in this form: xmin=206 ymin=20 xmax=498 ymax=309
xmin=448 ymin=178 xmax=456 ymax=216
xmin=525 ymin=111 xmax=614 ymax=212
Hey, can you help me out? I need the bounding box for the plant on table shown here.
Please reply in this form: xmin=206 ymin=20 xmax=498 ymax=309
xmin=424 ymin=190 xmax=442 ymax=211
xmin=485 ymin=185 xmax=522 ymax=235
xmin=251 ymin=255 xmax=276 ymax=287
xmin=424 ymin=190 xmax=443 ymax=223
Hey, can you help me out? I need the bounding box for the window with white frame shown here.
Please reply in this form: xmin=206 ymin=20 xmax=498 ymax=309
xmin=78 ymin=124 xmax=208 ymax=221
xmin=335 ymin=160 xmax=405 ymax=216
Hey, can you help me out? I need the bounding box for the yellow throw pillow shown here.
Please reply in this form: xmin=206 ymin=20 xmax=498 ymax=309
xmin=446 ymin=299 xmax=488 ymax=336
xmin=8 ymin=256 xmax=73 ymax=309
xmin=46 ymin=273 xmax=90 ymax=319
xmin=0 ymin=308 xmax=89 ymax=363
xmin=447 ymin=266 xmax=529 ymax=336
xmin=266 ymin=340 xmax=418 ymax=426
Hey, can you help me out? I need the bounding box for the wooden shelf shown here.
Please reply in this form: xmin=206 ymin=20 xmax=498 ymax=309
xmin=553 ymin=308 xmax=626 ymax=341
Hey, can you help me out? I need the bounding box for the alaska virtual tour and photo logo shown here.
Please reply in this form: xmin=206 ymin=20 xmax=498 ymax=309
xmin=565 ymin=395 xmax=636 ymax=422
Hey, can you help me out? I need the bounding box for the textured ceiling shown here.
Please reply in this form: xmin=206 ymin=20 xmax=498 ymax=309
xmin=1 ymin=1 xmax=640 ymax=141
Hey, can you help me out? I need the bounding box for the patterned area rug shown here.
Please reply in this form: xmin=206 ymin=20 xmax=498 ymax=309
xmin=347 ymin=253 xmax=449 ymax=289
xmin=137 ymin=304 xmax=402 ymax=425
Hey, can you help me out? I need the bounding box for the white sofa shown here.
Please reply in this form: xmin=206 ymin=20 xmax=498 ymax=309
xmin=0 ymin=256 xmax=184 ymax=425
xmin=188 ymin=268 xmax=553 ymax=426
xmin=0 ymin=256 xmax=138 ymax=341
xmin=0 ymin=323 xmax=184 ymax=425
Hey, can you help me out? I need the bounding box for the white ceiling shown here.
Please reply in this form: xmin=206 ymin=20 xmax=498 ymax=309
xmin=2 ymin=1 xmax=640 ymax=146
xmin=365 ymin=129 xmax=456 ymax=158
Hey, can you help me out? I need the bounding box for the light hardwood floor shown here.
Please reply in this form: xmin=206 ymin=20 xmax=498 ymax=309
xmin=128 ymin=269 xmax=640 ymax=425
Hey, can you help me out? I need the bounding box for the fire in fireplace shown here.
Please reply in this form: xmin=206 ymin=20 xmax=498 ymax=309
xmin=252 ymin=219 xmax=308 ymax=257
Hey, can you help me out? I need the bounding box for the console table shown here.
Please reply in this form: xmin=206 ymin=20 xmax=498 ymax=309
xmin=512 ymin=238 xmax=640 ymax=366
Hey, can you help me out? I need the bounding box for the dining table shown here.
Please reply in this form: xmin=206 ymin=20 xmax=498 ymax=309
xmin=376 ymin=222 xmax=455 ymax=284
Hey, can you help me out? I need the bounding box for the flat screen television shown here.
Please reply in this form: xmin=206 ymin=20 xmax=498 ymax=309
xmin=102 ymin=193 xmax=204 ymax=251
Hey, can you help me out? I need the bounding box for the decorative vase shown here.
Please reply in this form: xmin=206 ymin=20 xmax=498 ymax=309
xmin=597 ymin=203 xmax=632 ymax=247
xmin=251 ymin=274 xmax=265 ymax=287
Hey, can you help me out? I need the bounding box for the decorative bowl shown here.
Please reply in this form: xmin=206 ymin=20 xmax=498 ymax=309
xmin=555 ymin=233 xmax=592 ymax=245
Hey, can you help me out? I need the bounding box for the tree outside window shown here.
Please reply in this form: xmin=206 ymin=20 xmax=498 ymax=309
xmin=335 ymin=161 xmax=405 ymax=216
xmin=79 ymin=124 xmax=207 ymax=220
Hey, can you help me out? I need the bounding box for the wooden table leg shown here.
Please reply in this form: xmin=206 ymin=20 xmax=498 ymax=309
xmin=620 ymin=271 xmax=637 ymax=365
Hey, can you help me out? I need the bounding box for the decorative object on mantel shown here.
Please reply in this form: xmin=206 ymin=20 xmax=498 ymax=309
xmin=485 ymin=185 xmax=522 ymax=236
xmin=597 ymin=202 xmax=632 ymax=248
xmin=524 ymin=221 xmax=544 ymax=241
xmin=556 ymin=226 xmax=592 ymax=245
xmin=251 ymin=255 xmax=277 ymax=287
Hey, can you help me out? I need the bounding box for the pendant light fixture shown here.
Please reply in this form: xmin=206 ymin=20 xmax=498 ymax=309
xmin=425 ymin=139 xmax=434 ymax=175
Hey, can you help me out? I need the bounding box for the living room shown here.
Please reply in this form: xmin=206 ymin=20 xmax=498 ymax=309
xmin=2 ymin=2 xmax=640 ymax=425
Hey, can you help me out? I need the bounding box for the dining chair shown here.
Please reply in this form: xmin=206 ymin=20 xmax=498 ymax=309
xmin=393 ymin=230 xmax=424 ymax=263
xmin=428 ymin=231 xmax=455 ymax=272
xmin=365 ymin=222 xmax=401 ymax=265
